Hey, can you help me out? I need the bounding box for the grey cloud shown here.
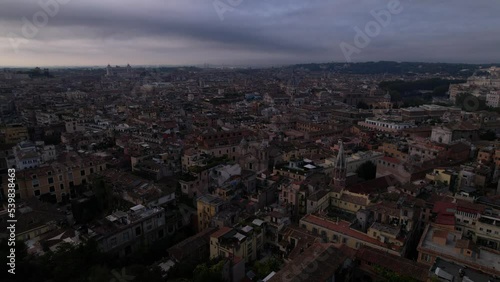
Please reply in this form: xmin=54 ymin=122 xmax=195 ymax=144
xmin=0 ymin=0 xmax=499 ymax=66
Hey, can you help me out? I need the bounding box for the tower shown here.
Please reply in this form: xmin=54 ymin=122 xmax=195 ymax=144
xmin=332 ymin=139 xmax=346 ymax=189
xmin=106 ymin=64 xmax=111 ymax=76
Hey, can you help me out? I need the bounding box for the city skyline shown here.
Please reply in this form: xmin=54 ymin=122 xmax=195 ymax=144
xmin=1 ymin=0 xmax=499 ymax=67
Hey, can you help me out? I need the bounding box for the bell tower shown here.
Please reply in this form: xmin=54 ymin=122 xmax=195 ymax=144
xmin=332 ymin=139 xmax=347 ymax=189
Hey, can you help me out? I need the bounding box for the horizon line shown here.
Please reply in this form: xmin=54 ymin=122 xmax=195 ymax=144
xmin=1 ymin=60 xmax=499 ymax=69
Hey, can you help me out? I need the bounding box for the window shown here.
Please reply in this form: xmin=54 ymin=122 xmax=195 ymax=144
xmin=421 ymin=253 xmax=431 ymax=262
xmin=34 ymin=190 xmax=40 ymax=196
xmin=80 ymin=170 xmax=85 ymax=176
xmin=48 ymin=177 xmax=54 ymax=184
xmin=49 ymin=186 xmax=55 ymax=193
xmin=135 ymin=227 xmax=141 ymax=236
xmin=110 ymin=237 xmax=117 ymax=247
xmin=60 ymin=184 xmax=64 ymax=190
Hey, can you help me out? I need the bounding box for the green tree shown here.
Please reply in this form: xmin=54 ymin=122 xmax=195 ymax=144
xmin=254 ymin=257 xmax=281 ymax=279
xmin=128 ymin=264 xmax=164 ymax=282
xmin=87 ymin=265 xmax=111 ymax=282
xmin=356 ymin=161 xmax=377 ymax=180
xmin=91 ymin=177 xmax=114 ymax=213
xmin=193 ymin=259 xmax=225 ymax=282
xmin=357 ymin=101 xmax=370 ymax=109
xmin=480 ymin=130 xmax=497 ymax=141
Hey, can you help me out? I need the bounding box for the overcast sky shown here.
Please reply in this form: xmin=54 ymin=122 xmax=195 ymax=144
xmin=0 ymin=0 xmax=499 ymax=67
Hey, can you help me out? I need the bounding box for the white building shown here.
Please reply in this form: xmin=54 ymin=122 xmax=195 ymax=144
xmin=12 ymin=141 xmax=56 ymax=170
xmin=486 ymin=92 xmax=500 ymax=108
xmin=324 ymin=150 xmax=383 ymax=174
xmin=357 ymin=118 xmax=415 ymax=132
xmin=36 ymin=111 xmax=59 ymax=125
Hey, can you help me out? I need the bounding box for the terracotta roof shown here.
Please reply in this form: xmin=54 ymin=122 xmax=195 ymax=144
xmin=382 ymin=156 xmax=401 ymax=164
xmin=456 ymin=199 xmax=485 ymax=214
xmin=210 ymin=226 xmax=233 ymax=239
xmin=356 ymin=246 xmax=428 ymax=281
xmin=455 ymin=239 xmax=473 ymax=250
xmin=340 ymin=193 xmax=368 ymax=206
xmin=435 ymin=214 xmax=455 ymax=225
xmin=301 ymin=215 xmax=388 ymax=249
xmin=433 ymin=230 xmax=448 ymax=239
xmin=269 ymin=243 xmax=350 ymax=282
xmin=167 ymin=227 xmax=216 ymax=262
xmin=347 ymin=175 xmax=399 ymax=195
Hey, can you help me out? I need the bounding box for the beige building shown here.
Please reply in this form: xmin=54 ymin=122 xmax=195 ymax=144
xmin=299 ymin=214 xmax=402 ymax=256
xmin=1 ymin=153 xmax=107 ymax=203
xmin=196 ymin=194 xmax=225 ymax=231
xmin=379 ymin=142 xmax=408 ymax=161
xmin=209 ymin=223 xmax=265 ymax=263
xmin=474 ymin=214 xmax=500 ymax=251
xmin=417 ymin=223 xmax=500 ymax=277
xmin=0 ymin=124 xmax=29 ymax=144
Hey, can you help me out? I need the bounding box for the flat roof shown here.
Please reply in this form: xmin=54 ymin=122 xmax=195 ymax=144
xmin=419 ymin=224 xmax=500 ymax=276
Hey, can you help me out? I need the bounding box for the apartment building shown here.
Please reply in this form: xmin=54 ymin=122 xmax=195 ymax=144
xmin=475 ymin=213 xmax=500 ymax=251
xmin=197 ymin=194 xmax=226 ymax=231
xmin=299 ymin=214 xmax=402 ymax=256
xmin=1 ymin=153 xmax=107 ymax=202
xmin=417 ymin=223 xmax=500 ymax=277
xmin=378 ymin=142 xmax=408 ymax=161
xmin=0 ymin=124 xmax=29 ymax=144
xmin=486 ymin=91 xmax=500 ymax=108
xmin=82 ymin=205 xmax=166 ymax=257
xmin=209 ymin=222 xmax=265 ymax=263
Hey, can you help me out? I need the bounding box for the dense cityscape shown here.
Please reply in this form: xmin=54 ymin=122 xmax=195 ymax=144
xmin=1 ymin=0 xmax=500 ymax=281
xmin=0 ymin=62 xmax=499 ymax=281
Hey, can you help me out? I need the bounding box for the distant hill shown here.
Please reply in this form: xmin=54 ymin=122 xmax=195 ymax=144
xmin=289 ymin=61 xmax=499 ymax=76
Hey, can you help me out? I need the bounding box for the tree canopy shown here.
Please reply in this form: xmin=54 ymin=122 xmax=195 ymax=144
xmin=356 ymin=161 xmax=377 ymax=181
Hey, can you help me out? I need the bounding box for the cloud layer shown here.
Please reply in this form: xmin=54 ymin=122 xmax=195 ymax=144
xmin=0 ymin=0 xmax=499 ymax=67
